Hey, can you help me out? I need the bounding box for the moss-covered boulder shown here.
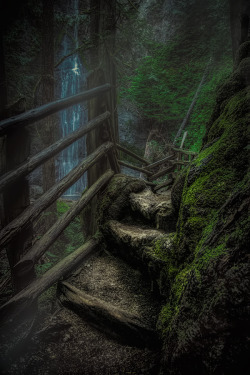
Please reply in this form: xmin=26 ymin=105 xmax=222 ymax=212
xmin=158 ymin=49 xmax=250 ymax=374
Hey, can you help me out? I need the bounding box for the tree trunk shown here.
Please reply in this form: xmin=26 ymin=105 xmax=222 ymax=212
xmin=34 ymin=0 xmax=56 ymax=231
xmin=85 ymin=0 xmax=119 ymax=236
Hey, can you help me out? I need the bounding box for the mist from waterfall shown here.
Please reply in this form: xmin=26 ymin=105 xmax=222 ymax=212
xmin=56 ymin=0 xmax=87 ymax=199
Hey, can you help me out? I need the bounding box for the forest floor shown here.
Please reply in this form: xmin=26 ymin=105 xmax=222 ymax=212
xmin=0 ymin=249 xmax=162 ymax=374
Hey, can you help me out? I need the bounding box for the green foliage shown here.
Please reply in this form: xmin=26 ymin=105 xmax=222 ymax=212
xmin=157 ymin=82 xmax=250 ymax=339
xmin=120 ymin=0 xmax=232 ymax=151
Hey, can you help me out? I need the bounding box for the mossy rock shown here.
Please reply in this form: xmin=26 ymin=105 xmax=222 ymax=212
xmin=96 ymin=174 xmax=147 ymax=228
xmin=235 ymin=41 xmax=250 ymax=70
xmin=159 ymin=52 xmax=250 ymax=374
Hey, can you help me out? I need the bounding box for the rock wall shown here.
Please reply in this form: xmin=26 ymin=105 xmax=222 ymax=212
xmin=157 ymin=41 xmax=250 ymax=374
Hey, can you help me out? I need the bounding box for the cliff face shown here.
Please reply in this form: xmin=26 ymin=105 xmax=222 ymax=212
xmin=158 ymin=41 xmax=250 ymax=374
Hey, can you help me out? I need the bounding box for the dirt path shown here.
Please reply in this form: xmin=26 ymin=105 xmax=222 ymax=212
xmin=1 ymin=250 xmax=162 ymax=374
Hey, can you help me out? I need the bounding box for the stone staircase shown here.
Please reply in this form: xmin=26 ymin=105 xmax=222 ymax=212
xmin=3 ymin=174 xmax=175 ymax=374
xmin=58 ymin=175 xmax=175 ymax=343
xmin=51 ymin=175 xmax=175 ymax=373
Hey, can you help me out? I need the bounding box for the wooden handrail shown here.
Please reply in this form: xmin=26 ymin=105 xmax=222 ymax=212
xmin=118 ymin=160 xmax=152 ymax=176
xmin=146 ymin=154 xmax=175 ymax=170
xmin=0 ymin=112 xmax=110 ymax=191
xmin=14 ymin=170 xmax=114 ymax=269
xmin=0 ymin=142 xmax=114 ymax=250
xmin=153 ymin=179 xmax=174 ymax=191
xmin=0 ymin=84 xmax=111 ymax=136
xmin=148 ymin=165 xmax=174 ymax=181
xmin=116 ymin=144 xmax=149 ymax=165
xmin=0 ymin=237 xmax=100 ymax=324
xmin=172 ymin=147 xmax=197 ymax=156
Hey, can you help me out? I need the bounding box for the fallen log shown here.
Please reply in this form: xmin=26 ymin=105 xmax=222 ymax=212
xmin=0 ymin=112 xmax=110 ymax=192
xmin=0 ymin=84 xmax=111 ymax=136
xmin=14 ymin=170 xmax=114 ymax=269
xmin=0 ymin=142 xmax=113 ymax=250
xmin=58 ymin=281 xmax=159 ymax=348
xmin=0 ymin=238 xmax=100 ymax=324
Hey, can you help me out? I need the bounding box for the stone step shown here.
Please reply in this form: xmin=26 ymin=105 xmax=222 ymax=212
xmin=129 ymin=188 xmax=175 ymax=231
xmin=58 ymin=281 xmax=160 ymax=348
xmin=105 ymin=220 xmax=173 ymax=296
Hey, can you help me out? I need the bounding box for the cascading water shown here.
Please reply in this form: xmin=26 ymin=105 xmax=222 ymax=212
xmin=56 ymin=0 xmax=87 ymax=199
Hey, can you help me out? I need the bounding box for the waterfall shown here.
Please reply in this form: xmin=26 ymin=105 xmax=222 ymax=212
xmin=56 ymin=0 xmax=87 ymax=199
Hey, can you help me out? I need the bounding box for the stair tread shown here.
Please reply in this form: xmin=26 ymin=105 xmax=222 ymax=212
xmin=107 ymin=219 xmax=165 ymax=247
xmin=129 ymin=188 xmax=172 ymax=222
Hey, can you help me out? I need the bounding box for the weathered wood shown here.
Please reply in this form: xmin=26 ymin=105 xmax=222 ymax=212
xmin=146 ymin=154 xmax=175 ymax=170
xmin=58 ymin=281 xmax=159 ymax=348
xmin=169 ymin=160 xmax=190 ymax=166
xmin=0 ymin=142 xmax=113 ymax=250
xmin=14 ymin=170 xmax=114 ymax=268
xmin=172 ymin=147 xmax=197 ymax=156
xmin=153 ymin=179 xmax=174 ymax=192
xmin=0 ymin=238 xmax=100 ymax=324
xmin=0 ymin=84 xmax=111 ymax=136
xmin=118 ymin=160 xmax=152 ymax=176
xmin=148 ymin=166 xmax=174 ymax=181
xmin=0 ymin=112 xmax=110 ymax=192
xmin=180 ymin=131 xmax=188 ymax=149
xmin=116 ymin=144 xmax=149 ymax=165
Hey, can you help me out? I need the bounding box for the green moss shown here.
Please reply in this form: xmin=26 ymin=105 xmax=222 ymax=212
xmin=185 ymin=169 xmax=236 ymax=208
xmin=158 ymin=80 xmax=250 ymax=344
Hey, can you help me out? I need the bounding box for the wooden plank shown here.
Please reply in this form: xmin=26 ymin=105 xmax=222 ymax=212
xmin=116 ymin=144 xmax=149 ymax=165
xmin=0 ymin=84 xmax=111 ymax=136
xmin=148 ymin=165 xmax=174 ymax=181
xmin=118 ymin=160 xmax=152 ymax=176
xmin=58 ymin=281 xmax=159 ymax=348
xmin=0 ymin=142 xmax=113 ymax=250
xmin=14 ymin=170 xmax=114 ymax=269
xmin=146 ymin=154 xmax=175 ymax=170
xmin=0 ymin=238 xmax=100 ymax=324
xmin=0 ymin=112 xmax=110 ymax=192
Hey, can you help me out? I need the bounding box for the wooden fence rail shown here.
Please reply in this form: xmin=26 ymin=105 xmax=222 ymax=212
xmin=0 ymin=79 xmax=199 ymax=325
xmin=0 ymin=84 xmax=111 ymax=136
xmin=0 ymin=238 xmax=101 ymax=324
xmin=14 ymin=170 xmax=114 ymax=270
xmin=0 ymin=112 xmax=111 ymax=191
xmin=0 ymin=142 xmax=114 ymax=250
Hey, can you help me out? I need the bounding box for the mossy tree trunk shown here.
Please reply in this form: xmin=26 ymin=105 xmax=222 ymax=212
xmin=85 ymin=0 xmax=119 ymax=236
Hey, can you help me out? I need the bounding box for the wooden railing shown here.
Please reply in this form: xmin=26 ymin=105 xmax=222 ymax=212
xmin=0 ymin=84 xmax=116 ymax=322
xmin=0 ymin=84 xmax=197 ymax=322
